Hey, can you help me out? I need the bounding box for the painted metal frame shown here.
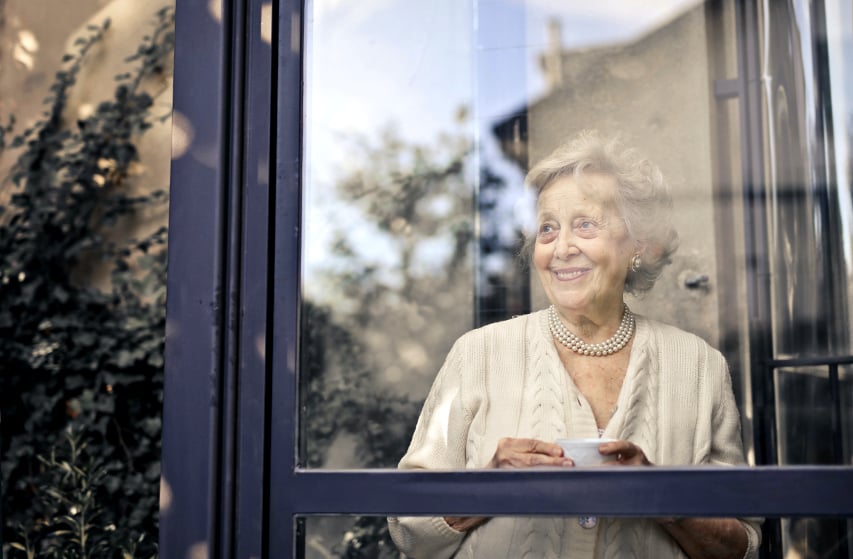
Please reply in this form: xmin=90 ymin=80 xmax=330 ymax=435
xmin=161 ymin=0 xmax=273 ymax=557
xmin=161 ymin=0 xmax=853 ymax=557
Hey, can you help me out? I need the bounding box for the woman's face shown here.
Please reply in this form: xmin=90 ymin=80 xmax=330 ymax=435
xmin=533 ymin=172 xmax=635 ymax=321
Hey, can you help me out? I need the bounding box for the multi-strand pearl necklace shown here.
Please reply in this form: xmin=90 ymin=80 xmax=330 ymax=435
xmin=548 ymin=303 xmax=635 ymax=356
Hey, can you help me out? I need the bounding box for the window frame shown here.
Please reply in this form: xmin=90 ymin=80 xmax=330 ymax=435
xmin=160 ymin=0 xmax=853 ymax=558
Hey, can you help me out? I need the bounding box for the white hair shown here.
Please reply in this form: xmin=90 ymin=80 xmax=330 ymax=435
xmin=523 ymin=130 xmax=678 ymax=294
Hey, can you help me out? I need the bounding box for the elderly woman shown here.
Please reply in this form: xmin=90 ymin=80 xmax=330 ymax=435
xmin=387 ymin=131 xmax=761 ymax=559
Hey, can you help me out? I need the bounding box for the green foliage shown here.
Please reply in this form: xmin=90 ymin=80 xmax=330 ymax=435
xmin=0 ymin=8 xmax=174 ymax=558
xmin=301 ymin=126 xmax=477 ymax=557
xmin=301 ymin=303 xmax=421 ymax=470
xmin=330 ymin=126 xmax=473 ymax=298
xmin=7 ymin=429 xmax=154 ymax=559
xmin=301 ymin=300 xmax=422 ymax=558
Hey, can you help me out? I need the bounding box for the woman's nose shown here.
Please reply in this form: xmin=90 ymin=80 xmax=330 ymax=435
xmin=554 ymin=229 xmax=578 ymax=259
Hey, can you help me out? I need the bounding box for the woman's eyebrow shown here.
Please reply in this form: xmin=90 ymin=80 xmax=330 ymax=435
xmin=537 ymin=205 xmax=605 ymax=219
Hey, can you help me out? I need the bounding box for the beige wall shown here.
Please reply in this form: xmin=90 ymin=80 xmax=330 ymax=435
xmin=526 ymin=6 xmax=723 ymax=347
xmin=0 ymin=0 xmax=174 ymax=290
xmin=0 ymin=0 xmax=104 ymax=121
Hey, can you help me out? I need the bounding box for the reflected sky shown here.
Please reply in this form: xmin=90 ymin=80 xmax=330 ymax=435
xmin=307 ymin=0 xmax=701 ymax=163
xmin=303 ymin=0 xmax=704 ymax=300
xmin=826 ymin=0 xmax=853 ymax=274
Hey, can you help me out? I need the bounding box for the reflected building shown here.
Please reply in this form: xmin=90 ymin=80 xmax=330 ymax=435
xmin=490 ymin=4 xmax=853 ymax=557
xmin=493 ymin=6 xmax=730 ymax=348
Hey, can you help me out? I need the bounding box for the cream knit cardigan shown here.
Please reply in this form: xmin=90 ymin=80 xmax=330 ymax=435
xmin=388 ymin=310 xmax=761 ymax=559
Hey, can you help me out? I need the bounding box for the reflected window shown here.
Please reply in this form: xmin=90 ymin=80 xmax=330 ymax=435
xmin=301 ymin=0 xmax=761 ymax=473
xmin=298 ymin=0 xmax=853 ymax=484
xmin=287 ymin=0 xmax=853 ymax=557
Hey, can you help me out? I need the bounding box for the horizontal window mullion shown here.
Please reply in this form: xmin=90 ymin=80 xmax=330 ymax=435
xmin=278 ymin=468 xmax=853 ymax=517
xmin=770 ymin=355 xmax=853 ymax=368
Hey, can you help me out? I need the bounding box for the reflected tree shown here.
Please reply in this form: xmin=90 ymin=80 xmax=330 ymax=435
xmin=300 ymin=302 xmax=420 ymax=471
xmin=302 ymin=117 xmax=525 ymax=557
xmin=300 ymin=302 xmax=419 ymax=558
xmin=301 ymin=122 xmax=479 ymax=557
xmin=304 ymin=125 xmax=476 ymax=394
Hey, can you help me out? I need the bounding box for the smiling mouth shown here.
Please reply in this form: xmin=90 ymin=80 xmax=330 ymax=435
xmin=552 ymin=268 xmax=588 ymax=281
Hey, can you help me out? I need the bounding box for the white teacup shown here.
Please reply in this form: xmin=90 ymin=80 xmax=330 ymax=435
xmin=556 ymin=438 xmax=618 ymax=466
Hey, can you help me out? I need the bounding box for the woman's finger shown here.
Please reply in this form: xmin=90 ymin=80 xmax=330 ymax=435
xmin=445 ymin=516 xmax=490 ymax=533
xmin=489 ymin=437 xmax=574 ymax=468
xmin=599 ymin=440 xmax=652 ymax=466
xmin=498 ymin=437 xmax=564 ymax=457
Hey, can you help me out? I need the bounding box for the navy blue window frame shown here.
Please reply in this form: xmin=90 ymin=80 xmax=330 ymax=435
xmin=160 ymin=1 xmax=853 ymax=558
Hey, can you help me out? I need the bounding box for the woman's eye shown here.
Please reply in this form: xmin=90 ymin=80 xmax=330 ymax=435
xmin=574 ymin=219 xmax=600 ymax=237
xmin=537 ymin=223 xmax=557 ymax=238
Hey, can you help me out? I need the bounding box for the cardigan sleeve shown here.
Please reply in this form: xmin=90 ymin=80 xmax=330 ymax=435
xmin=707 ymin=350 xmax=748 ymax=468
xmin=387 ymin=334 xmax=478 ymax=559
xmin=707 ymin=349 xmax=763 ymax=559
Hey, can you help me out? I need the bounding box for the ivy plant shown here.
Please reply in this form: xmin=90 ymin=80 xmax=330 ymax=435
xmin=0 ymin=8 xmax=174 ymax=558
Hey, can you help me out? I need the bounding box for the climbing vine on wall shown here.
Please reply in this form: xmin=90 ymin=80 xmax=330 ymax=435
xmin=0 ymin=8 xmax=173 ymax=558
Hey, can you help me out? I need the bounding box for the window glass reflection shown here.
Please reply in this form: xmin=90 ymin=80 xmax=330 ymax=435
xmin=765 ymin=0 xmax=853 ymax=358
xmin=296 ymin=1 xmax=853 ymax=558
xmin=389 ymin=130 xmax=759 ymax=559
xmin=302 ymin=0 xmax=476 ymax=468
xmin=825 ymin=0 xmax=853 ymax=358
xmin=775 ymin=367 xmax=851 ymax=465
xmin=299 ymin=0 xmax=853 ymax=481
xmin=781 ymin=517 xmax=853 ymax=559
xmin=302 ymin=0 xmax=757 ymax=470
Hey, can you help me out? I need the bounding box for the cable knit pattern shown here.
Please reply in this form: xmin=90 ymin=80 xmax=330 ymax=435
xmin=517 ymin=517 xmax=563 ymax=559
xmin=388 ymin=310 xmax=761 ymax=559
xmin=600 ymin=519 xmax=641 ymax=559
xmin=617 ymin=346 xmax=655 ymax=458
xmin=525 ymin=314 xmax=566 ymax=442
xmin=601 ymin=334 xmax=655 ymax=559
xmin=509 ymin=317 xmax=568 ymax=559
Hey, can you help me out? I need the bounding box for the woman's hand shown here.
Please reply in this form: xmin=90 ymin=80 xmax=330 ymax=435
xmin=443 ymin=438 xmax=573 ymax=534
xmin=655 ymin=517 xmax=749 ymax=559
xmin=444 ymin=516 xmax=489 ymax=532
xmin=596 ymin=441 xmax=748 ymax=559
xmin=488 ymin=437 xmax=575 ymax=469
xmin=598 ymin=439 xmax=652 ymax=466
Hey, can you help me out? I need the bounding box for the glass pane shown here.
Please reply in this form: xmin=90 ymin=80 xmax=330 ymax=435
xmin=781 ymin=518 xmax=853 ymax=559
xmin=301 ymin=0 xmax=757 ymax=471
xmin=775 ymin=367 xmax=852 ymax=465
xmin=520 ymin=3 xmax=727 ymax=346
xmin=299 ymin=0 xmax=853 ymax=476
xmin=764 ymin=0 xmax=853 ymax=358
xmin=301 ymin=0 xmax=477 ymax=469
xmin=301 ymin=516 xmax=853 ymax=559
xmin=300 ymin=0 xmax=761 ymax=470
xmin=826 ymin=0 xmax=853 ymax=358
xmin=714 ymin=96 xmax=755 ymax=464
